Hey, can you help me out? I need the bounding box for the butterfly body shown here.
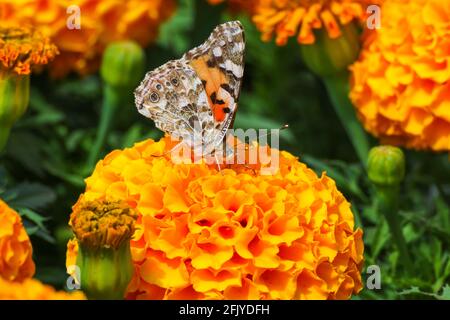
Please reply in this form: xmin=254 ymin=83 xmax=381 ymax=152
xmin=134 ymin=21 xmax=245 ymax=158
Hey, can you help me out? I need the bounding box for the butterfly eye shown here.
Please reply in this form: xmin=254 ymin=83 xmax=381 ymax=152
xmin=150 ymin=92 xmax=160 ymax=103
xmin=171 ymin=78 xmax=179 ymax=86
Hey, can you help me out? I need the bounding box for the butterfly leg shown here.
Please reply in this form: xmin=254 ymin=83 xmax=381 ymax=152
xmin=150 ymin=142 xmax=183 ymax=158
xmin=214 ymin=153 xmax=222 ymax=173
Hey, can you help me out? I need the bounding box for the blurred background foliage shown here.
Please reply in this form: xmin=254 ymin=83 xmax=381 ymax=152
xmin=0 ymin=0 xmax=448 ymax=299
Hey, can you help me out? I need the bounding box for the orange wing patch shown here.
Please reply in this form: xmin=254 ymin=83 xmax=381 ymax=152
xmin=189 ymin=56 xmax=231 ymax=122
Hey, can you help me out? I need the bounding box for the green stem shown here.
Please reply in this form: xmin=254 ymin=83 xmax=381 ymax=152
xmin=77 ymin=242 xmax=133 ymax=300
xmin=322 ymin=72 xmax=370 ymax=167
xmin=86 ymin=85 xmax=120 ymax=172
xmin=375 ymin=184 xmax=414 ymax=274
xmin=0 ymin=124 xmax=11 ymax=153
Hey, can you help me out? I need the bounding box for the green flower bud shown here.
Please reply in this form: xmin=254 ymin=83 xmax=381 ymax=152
xmin=69 ymin=200 xmax=138 ymax=300
xmin=0 ymin=70 xmax=30 ymax=151
xmin=76 ymin=242 xmax=134 ymax=300
xmin=368 ymin=145 xmax=405 ymax=187
xmin=100 ymin=41 xmax=146 ymax=90
xmin=300 ymin=22 xmax=360 ymax=77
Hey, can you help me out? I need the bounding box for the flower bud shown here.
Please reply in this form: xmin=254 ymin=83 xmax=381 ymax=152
xmin=69 ymin=200 xmax=138 ymax=299
xmin=0 ymin=71 xmax=30 ymax=151
xmin=300 ymin=22 xmax=360 ymax=77
xmin=368 ymin=145 xmax=405 ymax=187
xmin=100 ymin=41 xmax=146 ymax=90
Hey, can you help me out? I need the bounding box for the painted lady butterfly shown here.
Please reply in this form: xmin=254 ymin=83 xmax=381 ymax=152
xmin=134 ymin=21 xmax=245 ymax=161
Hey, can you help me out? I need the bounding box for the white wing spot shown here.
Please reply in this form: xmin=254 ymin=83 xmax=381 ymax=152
xmin=213 ymin=47 xmax=222 ymax=57
xmin=225 ymin=60 xmax=243 ymax=78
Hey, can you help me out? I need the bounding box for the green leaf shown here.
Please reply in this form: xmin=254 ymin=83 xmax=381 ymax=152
xmin=18 ymin=207 xmax=50 ymax=231
xmin=441 ymin=285 xmax=450 ymax=300
xmin=6 ymin=132 xmax=46 ymax=177
xmin=3 ymin=182 xmax=56 ymax=210
xmin=43 ymin=162 xmax=85 ymax=188
xmin=28 ymin=87 xmax=57 ymax=112
xmin=371 ymin=219 xmax=390 ymax=259
xmin=34 ymin=229 xmax=55 ymax=244
xmin=66 ymin=129 xmax=87 ymax=152
xmin=20 ymin=208 xmax=54 ymax=243
xmin=399 ymin=285 xmax=450 ymax=300
xmin=17 ymin=112 xmax=65 ymax=128
xmin=121 ymin=125 xmax=143 ymax=149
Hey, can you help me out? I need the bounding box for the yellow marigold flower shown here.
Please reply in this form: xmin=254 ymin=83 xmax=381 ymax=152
xmin=0 ymin=25 xmax=58 ymax=75
xmin=68 ymin=200 xmax=137 ymax=299
xmin=0 ymin=199 xmax=35 ymax=282
xmin=252 ymin=0 xmax=379 ymax=45
xmin=0 ymin=0 xmax=175 ymax=77
xmin=350 ymin=0 xmax=450 ymax=152
xmin=0 ymin=277 xmax=85 ymax=300
xmin=67 ymin=136 xmax=364 ymax=300
xmin=69 ymin=200 xmax=138 ymax=250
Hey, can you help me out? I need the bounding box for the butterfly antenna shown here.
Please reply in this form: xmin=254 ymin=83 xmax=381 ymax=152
xmin=232 ymin=124 xmax=290 ymax=149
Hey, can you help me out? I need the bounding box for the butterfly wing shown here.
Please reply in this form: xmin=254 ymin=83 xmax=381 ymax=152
xmin=134 ymin=59 xmax=214 ymax=150
xmin=183 ymin=21 xmax=245 ymax=148
xmin=134 ymin=21 xmax=245 ymax=153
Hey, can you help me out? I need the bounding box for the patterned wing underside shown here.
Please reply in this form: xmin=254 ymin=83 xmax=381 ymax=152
xmin=134 ymin=21 xmax=245 ymax=153
xmin=134 ymin=60 xmax=214 ymax=149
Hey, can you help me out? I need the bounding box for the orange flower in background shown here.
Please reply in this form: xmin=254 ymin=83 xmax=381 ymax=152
xmin=0 ymin=25 xmax=58 ymax=75
xmin=0 ymin=277 xmax=86 ymax=300
xmin=207 ymin=0 xmax=258 ymax=14
xmin=67 ymin=136 xmax=364 ymax=300
xmin=0 ymin=199 xmax=35 ymax=282
xmin=350 ymin=0 xmax=450 ymax=152
xmin=250 ymin=0 xmax=379 ymax=45
xmin=0 ymin=0 xmax=176 ymax=77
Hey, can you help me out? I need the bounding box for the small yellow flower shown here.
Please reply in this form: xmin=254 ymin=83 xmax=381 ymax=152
xmin=0 ymin=277 xmax=86 ymax=300
xmin=350 ymin=0 xmax=450 ymax=152
xmin=0 ymin=199 xmax=35 ymax=282
xmin=0 ymin=25 xmax=58 ymax=75
xmin=67 ymin=136 xmax=364 ymax=300
xmin=69 ymin=200 xmax=138 ymax=250
xmin=0 ymin=25 xmax=57 ymax=150
xmin=68 ymin=200 xmax=138 ymax=299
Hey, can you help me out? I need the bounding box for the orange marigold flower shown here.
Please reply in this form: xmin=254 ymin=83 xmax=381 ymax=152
xmin=67 ymin=136 xmax=364 ymax=300
xmin=0 ymin=25 xmax=58 ymax=75
xmin=252 ymin=0 xmax=381 ymax=45
xmin=207 ymin=0 xmax=258 ymax=14
xmin=0 ymin=199 xmax=35 ymax=282
xmin=0 ymin=277 xmax=86 ymax=300
xmin=0 ymin=0 xmax=175 ymax=77
xmin=350 ymin=0 xmax=450 ymax=152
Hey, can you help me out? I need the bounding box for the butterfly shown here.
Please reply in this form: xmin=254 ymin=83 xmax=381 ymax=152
xmin=134 ymin=21 xmax=245 ymax=163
